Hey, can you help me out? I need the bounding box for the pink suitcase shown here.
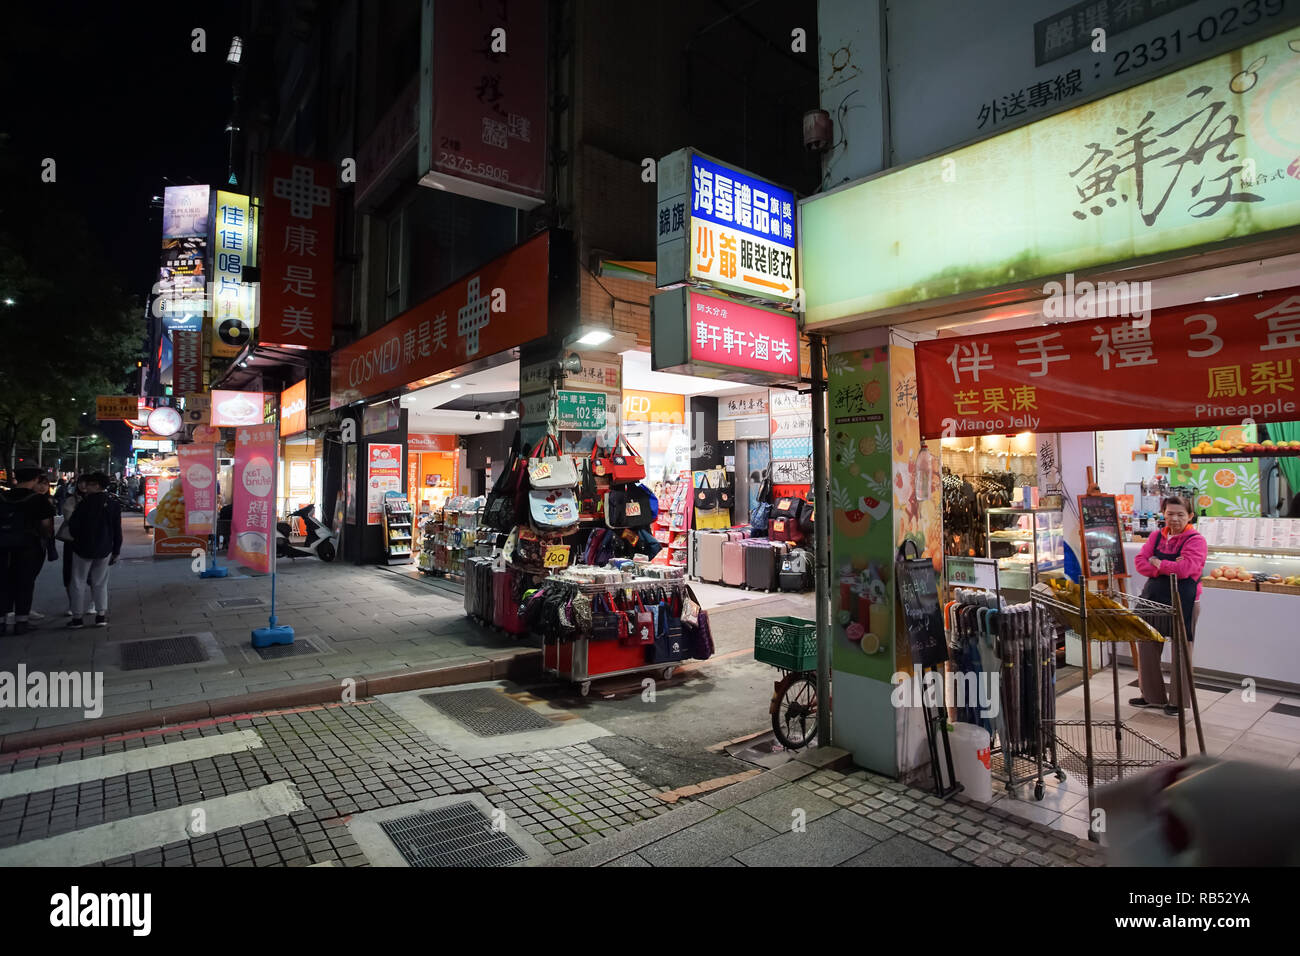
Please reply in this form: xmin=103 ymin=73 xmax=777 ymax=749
xmin=493 ymin=567 xmax=528 ymax=635
xmin=694 ymin=531 xmax=724 ymax=583
xmin=723 ymin=540 xmax=746 ymax=587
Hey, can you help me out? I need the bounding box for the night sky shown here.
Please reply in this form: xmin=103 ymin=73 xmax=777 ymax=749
xmin=1 ymin=1 xmax=243 ymax=298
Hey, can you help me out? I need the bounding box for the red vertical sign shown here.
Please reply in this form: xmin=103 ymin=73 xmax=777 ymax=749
xmin=230 ymin=424 xmax=278 ymax=574
xmin=260 ymin=152 xmax=335 ymax=350
xmin=427 ymin=0 xmax=548 ymax=205
xmin=172 ymin=328 xmax=203 ymax=396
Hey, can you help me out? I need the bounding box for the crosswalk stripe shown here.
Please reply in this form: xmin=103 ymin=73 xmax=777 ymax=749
xmin=0 ymin=730 xmax=265 ymax=801
xmin=0 ymin=781 xmax=306 ymax=867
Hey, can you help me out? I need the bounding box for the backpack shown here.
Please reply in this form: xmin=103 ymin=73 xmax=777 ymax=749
xmin=70 ymin=494 xmax=119 ymax=559
xmin=0 ymin=491 xmax=38 ymax=549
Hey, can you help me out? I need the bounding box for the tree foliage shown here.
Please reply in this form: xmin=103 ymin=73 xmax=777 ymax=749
xmin=0 ymin=137 xmax=144 ymax=468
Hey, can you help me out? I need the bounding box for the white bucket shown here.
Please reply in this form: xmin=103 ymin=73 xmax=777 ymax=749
xmin=948 ymin=722 xmax=993 ymax=803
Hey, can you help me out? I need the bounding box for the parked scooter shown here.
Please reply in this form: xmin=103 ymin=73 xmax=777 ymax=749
xmin=275 ymin=503 xmax=338 ymax=561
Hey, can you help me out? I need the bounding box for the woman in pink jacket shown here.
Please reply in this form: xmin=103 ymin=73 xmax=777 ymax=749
xmin=1131 ymin=495 xmax=1207 ymax=716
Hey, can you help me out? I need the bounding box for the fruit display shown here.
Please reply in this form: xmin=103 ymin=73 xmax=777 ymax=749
xmin=1190 ymin=438 xmax=1300 ymax=457
xmin=1039 ymin=579 xmax=1166 ymax=642
xmin=1208 ymin=565 xmax=1256 ymax=583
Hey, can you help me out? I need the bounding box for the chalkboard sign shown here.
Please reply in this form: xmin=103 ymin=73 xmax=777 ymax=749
xmin=1079 ymin=494 xmax=1127 ymax=579
xmin=896 ymin=545 xmax=949 ymax=669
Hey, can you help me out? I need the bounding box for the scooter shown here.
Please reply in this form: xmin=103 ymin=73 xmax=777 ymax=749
xmin=275 ymin=503 xmax=338 ymax=562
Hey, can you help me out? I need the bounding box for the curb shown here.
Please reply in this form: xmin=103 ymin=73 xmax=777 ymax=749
xmin=0 ymin=648 xmax=543 ymax=755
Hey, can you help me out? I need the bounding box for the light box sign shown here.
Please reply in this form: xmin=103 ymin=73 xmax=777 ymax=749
xmin=915 ymin=285 xmax=1300 ymax=438
xmin=173 ymin=328 xmax=202 ymax=398
xmin=800 ymin=27 xmax=1300 ymax=328
xmin=162 ymin=185 xmax=210 ymax=239
xmin=330 ymin=232 xmax=550 ymax=408
xmin=652 ymin=287 xmax=800 ymax=384
xmin=418 ymin=0 xmax=547 ymax=209
xmin=212 ymin=190 xmax=254 ymax=358
xmin=260 ymin=154 xmax=334 ymax=350
xmin=211 ymin=390 xmax=267 ymax=427
xmin=280 ymin=379 xmax=307 ymax=437
xmin=657 ymin=148 xmax=797 ymax=304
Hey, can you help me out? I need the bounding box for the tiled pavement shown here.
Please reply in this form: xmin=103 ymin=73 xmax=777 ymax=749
xmin=1 ymin=523 xmax=808 ymax=738
xmin=0 ymin=687 xmax=1103 ymax=868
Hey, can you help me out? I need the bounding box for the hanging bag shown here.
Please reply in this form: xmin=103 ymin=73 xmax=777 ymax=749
xmin=749 ymin=475 xmax=773 ymax=534
xmin=528 ymin=486 xmax=580 ymax=534
xmin=694 ymin=472 xmax=729 ymax=530
xmin=593 ymin=434 xmax=646 ymax=485
xmin=605 ymin=483 xmax=656 ymax=528
xmin=484 ymin=435 xmax=524 ymax=532
xmin=624 ymin=595 xmax=657 ymax=646
xmin=527 ymin=434 xmax=579 ymax=490
xmin=577 ymin=458 xmax=602 ymax=519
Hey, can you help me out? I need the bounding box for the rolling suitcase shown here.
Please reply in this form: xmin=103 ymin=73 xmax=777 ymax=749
xmin=779 ymin=548 xmax=814 ymax=592
xmin=723 ymin=540 xmax=747 ymax=587
xmin=694 ymin=530 xmax=724 ymax=583
xmin=493 ymin=567 xmax=528 ymax=635
xmin=743 ymin=538 xmax=780 ymax=592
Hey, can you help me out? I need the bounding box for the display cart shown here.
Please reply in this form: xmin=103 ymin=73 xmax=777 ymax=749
xmin=1031 ymin=571 xmax=1205 ymax=841
xmin=541 ymin=571 xmax=692 ymax=697
xmin=944 ymin=556 xmax=1064 ymax=801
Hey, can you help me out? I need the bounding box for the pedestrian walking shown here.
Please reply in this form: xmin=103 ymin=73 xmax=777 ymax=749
xmin=65 ymin=472 xmax=122 ymax=629
xmin=0 ymin=467 xmax=58 ymax=636
xmin=57 ymin=475 xmax=96 ymax=616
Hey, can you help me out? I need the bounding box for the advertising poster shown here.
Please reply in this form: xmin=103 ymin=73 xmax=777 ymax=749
xmin=889 ymin=341 xmax=944 ymax=673
xmin=162 ymin=184 xmax=210 ymax=239
xmin=280 ymin=379 xmax=308 ymax=437
xmin=150 ymin=474 xmax=208 ymax=558
xmin=828 ymin=347 xmax=895 ymax=683
xmin=211 ymin=390 xmax=267 ymax=427
xmin=179 ymin=443 xmax=218 ymax=535
xmin=345 ymin=444 xmax=357 ymax=523
xmin=367 ymin=443 xmax=402 ymax=525
xmin=212 ymin=190 xmax=254 ymax=358
xmin=230 ymin=424 xmax=278 ymax=574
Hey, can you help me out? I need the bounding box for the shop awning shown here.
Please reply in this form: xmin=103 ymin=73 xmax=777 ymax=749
xmin=915 ymin=285 xmax=1300 ymax=439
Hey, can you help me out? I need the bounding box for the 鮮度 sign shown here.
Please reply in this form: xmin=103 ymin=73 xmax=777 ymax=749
xmin=656 ymin=148 xmax=796 ymax=304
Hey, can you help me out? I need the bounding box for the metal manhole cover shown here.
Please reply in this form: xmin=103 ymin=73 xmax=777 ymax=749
xmin=422 ymin=689 xmax=553 ymax=737
xmin=252 ymin=638 xmax=321 ymax=661
xmin=120 ymin=635 xmax=207 ymax=671
xmin=216 ymin=597 xmax=265 ymax=609
xmin=380 ymin=801 xmax=528 ymax=867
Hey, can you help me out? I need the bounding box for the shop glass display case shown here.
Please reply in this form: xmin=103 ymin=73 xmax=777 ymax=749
xmin=985 ymin=507 xmax=1065 ymax=592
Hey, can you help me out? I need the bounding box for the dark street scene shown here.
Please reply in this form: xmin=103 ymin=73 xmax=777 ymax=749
xmin=1 ymin=0 xmax=1298 ymax=931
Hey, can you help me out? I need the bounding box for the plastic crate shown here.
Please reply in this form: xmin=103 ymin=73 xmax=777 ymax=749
xmin=754 ymin=616 xmax=818 ymax=671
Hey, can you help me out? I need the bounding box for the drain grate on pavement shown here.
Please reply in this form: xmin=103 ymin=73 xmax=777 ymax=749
xmin=119 ymin=634 xmax=208 ymax=671
xmin=421 ymin=688 xmax=553 ymax=737
xmin=251 ymin=638 xmax=322 ymax=661
xmin=215 ymin=597 xmax=266 ymax=609
xmin=380 ymin=801 xmax=528 ymax=867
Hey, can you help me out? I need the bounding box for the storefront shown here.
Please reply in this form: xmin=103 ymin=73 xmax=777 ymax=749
xmin=798 ymin=25 xmax=1300 ymax=779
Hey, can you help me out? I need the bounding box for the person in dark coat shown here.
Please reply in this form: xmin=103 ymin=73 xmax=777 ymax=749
xmin=65 ymin=472 xmax=122 ymax=629
xmin=0 ymin=467 xmax=57 ymax=635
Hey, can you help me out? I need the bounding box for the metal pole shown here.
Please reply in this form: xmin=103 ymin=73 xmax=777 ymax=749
xmin=74 ymin=436 xmax=81 ymax=475
xmin=811 ymin=334 xmax=832 ymax=747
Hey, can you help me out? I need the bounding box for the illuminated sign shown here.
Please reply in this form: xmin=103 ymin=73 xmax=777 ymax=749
xmin=652 ymin=287 xmax=800 ymax=384
xmin=280 ymin=379 xmax=308 ymax=437
xmin=212 ymin=190 xmax=254 ymax=357
xmin=800 ymin=28 xmax=1300 ymax=328
xmin=211 ymin=390 xmax=267 ymax=427
xmin=657 ymin=148 xmax=796 ymax=304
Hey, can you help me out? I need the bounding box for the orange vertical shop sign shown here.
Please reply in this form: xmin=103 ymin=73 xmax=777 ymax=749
xmin=280 ymin=379 xmax=307 ymax=437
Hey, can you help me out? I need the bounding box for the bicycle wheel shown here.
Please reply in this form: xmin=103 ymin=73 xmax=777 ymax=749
xmin=771 ymin=673 xmax=818 ymax=750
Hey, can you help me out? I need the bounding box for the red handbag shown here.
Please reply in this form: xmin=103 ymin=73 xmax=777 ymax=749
xmin=627 ymin=595 xmax=656 ymax=646
xmin=592 ymin=435 xmax=646 ymax=485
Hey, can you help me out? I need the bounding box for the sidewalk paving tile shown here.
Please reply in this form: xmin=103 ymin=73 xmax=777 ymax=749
xmin=842 ymin=834 xmax=967 ymax=867
xmin=733 ymin=816 xmax=874 ymax=868
xmin=733 ymin=784 xmax=838 ymax=832
xmin=637 ymin=808 xmax=778 ymax=867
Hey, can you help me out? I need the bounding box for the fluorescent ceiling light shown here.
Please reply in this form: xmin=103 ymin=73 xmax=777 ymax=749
xmin=576 ymin=329 xmax=613 ymax=346
xmin=226 ymin=37 xmax=243 ymax=64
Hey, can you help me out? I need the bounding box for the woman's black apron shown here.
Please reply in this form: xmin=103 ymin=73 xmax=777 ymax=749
xmin=1139 ymin=530 xmax=1199 ymax=641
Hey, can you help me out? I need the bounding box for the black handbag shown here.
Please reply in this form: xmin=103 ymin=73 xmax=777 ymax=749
xmin=606 ymin=484 xmax=655 ymax=528
xmin=590 ymin=592 xmax=622 ymax=641
xmin=484 ymin=435 xmax=524 ymax=532
xmin=651 ymin=595 xmax=687 ymax=662
xmin=694 ymin=473 xmax=720 ymax=512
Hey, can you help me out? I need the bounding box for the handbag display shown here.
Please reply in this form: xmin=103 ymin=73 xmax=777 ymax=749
xmin=688 ymin=607 xmax=715 ymax=660
xmin=590 ymin=592 xmax=623 ymax=641
xmin=770 ymin=496 xmax=808 ymax=543
xmin=527 ymin=434 xmax=579 ymax=490
xmin=694 ymin=472 xmax=730 ymax=530
xmin=528 ymin=487 xmax=580 ymax=533
xmin=605 ymin=484 xmax=655 ymax=528
xmin=624 ymin=595 xmax=656 ymax=646
xmin=592 ymin=435 xmax=646 ymax=485
xmin=577 ymin=458 xmax=602 ymax=519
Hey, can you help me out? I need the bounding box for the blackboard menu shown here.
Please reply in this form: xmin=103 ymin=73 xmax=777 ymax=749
xmin=896 ymin=554 xmax=949 ymax=669
xmin=1079 ymin=495 xmax=1127 ymax=579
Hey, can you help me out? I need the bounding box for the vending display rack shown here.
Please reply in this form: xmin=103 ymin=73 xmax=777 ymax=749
xmin=418 ymin=495 xmax=484 ymax=579
xmin=382 ymin=493 xmax=414 ymax=565
xmin=541 ymin=571 xmax=696 ymax=697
